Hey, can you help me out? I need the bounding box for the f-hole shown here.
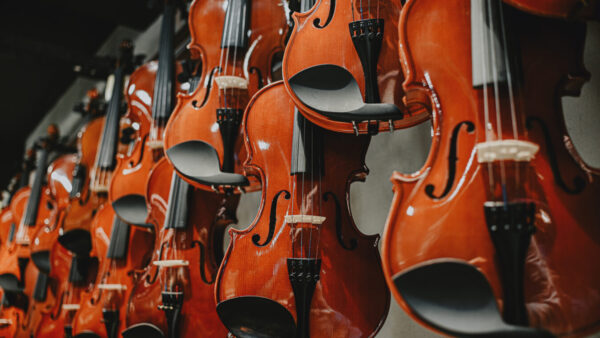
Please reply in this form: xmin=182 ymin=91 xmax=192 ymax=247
xmin=425 ymin=121 xmax=475 ymax=199
xmin=129 ymin=134 xmax=149 ymax=168
xmin=192 ymin=67 xmax=221 ymax=110
xmin=526 ymin=116 xmax=585 ymax=194
xmin=323 ymin=192 xmax=357 ymax=250
xmin=145 ymin=241 xmax=168 ymax=285
xmin=252 ymin=190 xmax=291 ymax=247
xmin=191 ymin=240 xmax=215 ymax=284
xmin=313 ymin=0 xmax=335 ymax=28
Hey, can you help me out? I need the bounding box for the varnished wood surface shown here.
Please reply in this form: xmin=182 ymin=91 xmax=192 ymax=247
xmin=382 ymin=1 xmax=600 ymax=335
xmin=216 ymin=82 xmax=390 ymax=337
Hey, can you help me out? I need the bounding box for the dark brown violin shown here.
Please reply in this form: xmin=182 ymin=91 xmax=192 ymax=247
xmin=382 ymin=0 xmax=600 ymax=336
xmin=59 ymin=44 xmax=133 ymax=257
xmin=109 ymin=0 xmax=186 ymax=227
xmin=163 ymin=0 xmax=287 ymax=193
xmin=72 ymin=202 xmax=154 ymax=338
xmin=124 ymin=158 xmax=237 ymax=337
xmin=282 ymin=0 xmax=428 ymax=135
xmin=215 ymin=81 xmax=390 ymax=338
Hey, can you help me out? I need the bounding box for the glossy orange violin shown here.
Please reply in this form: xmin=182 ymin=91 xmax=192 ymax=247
xmin=71 ymin=202 xmax=153 ymax=338
xmin=59 ymin=43 xmax=134 ymax=257
xmin=0 ymin=207 xmax=26 ymax=338
xmin=124 ymin=158 xmax=237 ymax=337
xmin=109 ymin=0 xmax=186 ymax=227
xmin=381 ymin=0 xmax=600 ymax=336
xmin=29 ymin=151 xmax=98 ymax=338
xmin=282 ymin=0 xmax=429 ymax=135
xmin=215 ymin=81 xmax=390 ymax=338
xmin=163 ymin=0 xmax=287 ymax=194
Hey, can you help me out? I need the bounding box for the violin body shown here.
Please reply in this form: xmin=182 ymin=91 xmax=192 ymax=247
xmin=215 ymin=82 xmax=389 ymax=337
xmin=31 ymin=153 xmax=93 ymax=338
xmin=283 ymin=0 xmax=428 ymax=134
xmin=0 ymin=302 xmax=23 ymax=338
xmin=16 ymin=258 xmax=56 ymax=338
xmin=30 ymin=244 xmax=72 ymax=338
xmin=0 ymin=209 xmax=24 ymax=338
xmin=60 ymin=117 xmax=107 ymax=248
xmin=1 ymin=183 xmax=57 ymax=280
xmin=382 ymin=0 xmax=600 ymax=335
xmin=109 ymin=61 xmax=185 ymax=208
xmin=72 ymin=202 xmax=154 ymax=337
xmin=31 ymin=154 xmax=76 ymax=258
xmin=126 ymin=158 xmax=236 ymax=337
xmin=163 ymin=0 xmax=286 ymax=192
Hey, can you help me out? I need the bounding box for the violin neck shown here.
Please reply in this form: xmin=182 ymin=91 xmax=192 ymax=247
xmin=163 ymin=171 xmax=190 ymax=230
xmin=23 ymin=148 xmax=48 ymax=226
xmin=221 ymin=0 xmax=250 ymax=49
xmin=290 ymin=109 xmax=324 ymax=177
xmin=96 ymin=66 xmax=126 ymax=171
xmin=105 ymin=215 xmax=130 ymax=260
xmin=151 ymin=1 xmax=177 ymax=125
xmin=471 ymin=0 xmax=519 ymax=88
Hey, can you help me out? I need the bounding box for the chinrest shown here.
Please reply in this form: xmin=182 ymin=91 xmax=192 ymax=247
xmin=393 ymin=259 xmax=553 ymax=337
xmin=288 ymin=64 xmax=402 ymax=122
xmin=112 ymin=194 xmax=151 ymax=227
xmin=216 ymin=296 xmax=297 ymax=338
xmin=166 ymin=140 xmax=249 ymax=188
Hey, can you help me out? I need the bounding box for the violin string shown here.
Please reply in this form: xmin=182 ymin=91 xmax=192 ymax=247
xmin=221 ymin=5 xmax=235 ymax=109
xmin=298 ymin=112 xmax=308 ymax=257
xmin=486 ymin=0 xmax=508 ymax=201
xmin=236 ymin=4 xmax=245 ymax=113
xmin=478 ymin=1 xmax=495 ymax=194
xmin=498 ymin=2 xmax=522 ymax=190
xmin=360 ymin=0 xmax=363 ymax=20
xmin=291 ymin=111 xmax=298 ymax=260
xmin=308 ymin=113 xmax=314 ymax=258
xmin=351 ymin=0 xmax=355 ymax=22
xmin=230 ymin=3 xmax=242 ymax=110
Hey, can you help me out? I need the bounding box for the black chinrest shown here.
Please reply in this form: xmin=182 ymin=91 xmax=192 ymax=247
xmin=112 ymin=194 xmax=151 ymax=228
xmin=216 ymin=296 xmax=297 ymax=338
xmin=288 ymin=64 xmax=402 ymax=122
xmin=58 ymin=228 xmax=92 ymax=255
xmin=394 ymin=260 xmax=553 ymax=337
xmin=122 ymin=323 xmax=165 ymax=338
xmin=31 ymin=250 xmax=51 ymax=274
xmin=0 ymin=274 xmax=21 ymax=294
xmin=166 ymin=140 xmax=249 ymax=188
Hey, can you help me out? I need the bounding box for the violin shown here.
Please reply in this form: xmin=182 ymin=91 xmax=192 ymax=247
xmin=282 ymin=0 xmax=428 ymax=135
xmin=163 ymin=0 xmax=287 ymax=193
xmin=71 ymin=202 xmax=154 ymax=338
xmin=3 ymin=134 xmax=65 ymax=337
xmin=0 ymin=208 xmax=25 ymax=338
xmin=29 ymin=151 xmax=98 ymax=338
xmin=381 ymin=0 xmax=600 ymax=336
xmin=59 ymin=43 xmax=134 ymax=257
xmin=215 ymin=81 xmax=390 ymax=338
xmin=109 ymin=0 xmax=187 ymax=227
xmin=124 ymin=158 xmax=237 ymax=337
xmin=0 ymin=158 xmax=35 ymax=337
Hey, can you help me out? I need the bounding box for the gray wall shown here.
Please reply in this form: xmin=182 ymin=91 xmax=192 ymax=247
xmin=234 ymin=21 xmax=600 ymax=337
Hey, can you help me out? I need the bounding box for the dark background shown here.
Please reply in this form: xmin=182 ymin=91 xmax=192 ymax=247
xmin=0 ymin=0 xmax=159 ymax=189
